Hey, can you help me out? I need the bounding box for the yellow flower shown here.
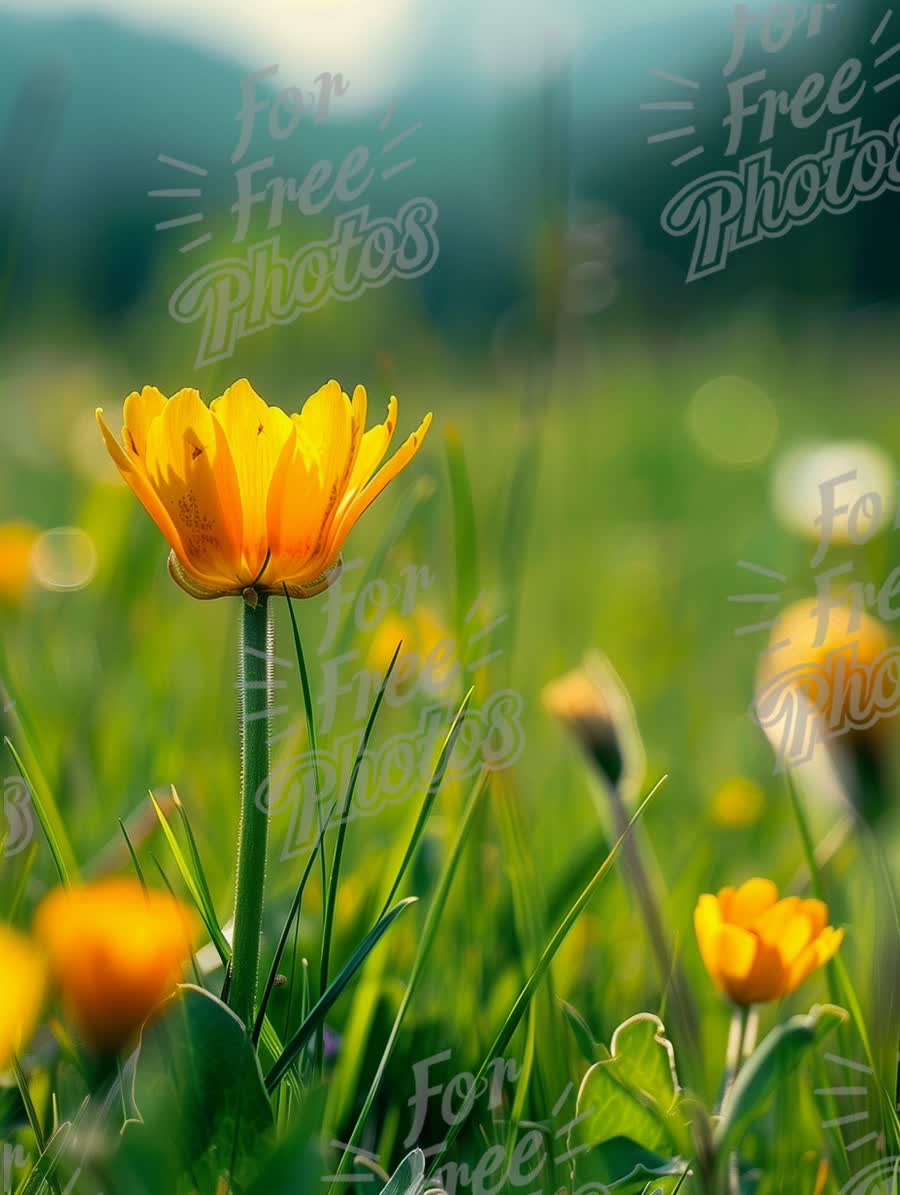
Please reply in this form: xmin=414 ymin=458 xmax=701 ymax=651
xmin=96 ymin=380 xmax=431 ymax=600
xmin=0 ymin=523 xmax=37 ymax=606
xmin=709 ymin=776 xmax=765 ymax=828
xmin=0 ymin=925 xmax=46 ymax=1068
xmin=756 ymin=599 xmax=895 ymax=739
xmin=34 ymin=879 xmax=196 ymax=1055
xmin=367 ymin=606 xmax=458 ymax=697
xmin=694 ymin=877 xmax=843 ymax=1006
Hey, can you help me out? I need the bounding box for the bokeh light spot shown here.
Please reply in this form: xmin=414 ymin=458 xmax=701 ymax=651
xmin=687 ymin=375 xmax=778 ymax=468
xmin=31 ymin=527 xmax=97 ymax=592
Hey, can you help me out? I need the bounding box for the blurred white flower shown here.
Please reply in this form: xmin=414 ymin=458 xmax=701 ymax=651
xmin=773 ymin=440 xmax=895 ymax=544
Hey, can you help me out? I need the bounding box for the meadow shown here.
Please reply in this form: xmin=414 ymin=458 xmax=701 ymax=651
xmin=0 ymin=269 xmax=899 ymax=1195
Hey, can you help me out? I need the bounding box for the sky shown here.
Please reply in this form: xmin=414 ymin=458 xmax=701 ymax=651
xmin=0 ymin=0 xmax=718 ymax=111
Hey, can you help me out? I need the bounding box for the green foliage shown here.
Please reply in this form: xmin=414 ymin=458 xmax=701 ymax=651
xmin=119 ymin=986 xmax=274 ymax=1192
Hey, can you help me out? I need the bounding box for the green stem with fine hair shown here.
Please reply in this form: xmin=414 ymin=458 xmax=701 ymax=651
xmin=229 ymin=594 xmax=273 ymax=1029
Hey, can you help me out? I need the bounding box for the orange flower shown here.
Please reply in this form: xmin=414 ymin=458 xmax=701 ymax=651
xmin=694 ymin=878 xmax=843 ymax=1006
xmin=0 ymin=925 xmax=46 ymax=1067
xmin=0 ymin=523 xmax=37 ymax=606
xmin=96 ymin=380 xmax=431 ymax=600
xmin=34 ymin=879 xmax=196 ymax=1055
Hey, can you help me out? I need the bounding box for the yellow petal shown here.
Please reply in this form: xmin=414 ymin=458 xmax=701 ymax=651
xmin=717 ymin=923 xmax=759 ymax=989
xmin=755 ymin=896 xmax=803 ymax=943
xmin=736 ymin=937 xmax=788 ymax=1004
xmin=344 ymin=395 xmax=398 ymax=497
xmin=264 ymin=422 xmax=321 ymax=583
xmin=295 ymin=379 xmax=357 ymax=517
xmin=122 ymin=387 xmax=167 ymax=460
xmin=97 ymin=408 xmax=189 ymax=565
xmin=784 ymin=927 xmax=844 ymax=995
xmin=726 ymin=878 xmax=779 ymax=928
xmin=328 ymin=411 xmax=432 ymax=558
xmin=210 ymin=379 xmax=293 ymax=578
xmin=265 ymin=385 xmax=393 ymax=589
xmin=694 ymin=894 xmax=724 ymax=987
xmin=143 ymin=389 xmax=244 ymax=588
xmin=799 ymin=899 xmax=828 ymax=938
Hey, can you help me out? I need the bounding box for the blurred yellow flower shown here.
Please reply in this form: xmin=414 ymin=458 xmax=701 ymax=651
xmin=694 ymin=877 xmax=843 ymax=1005
xmin=96 ymin=380 xmax=431 ymax=600
xmin=756 ymin=599 xmax=896 ymax=745
xmin=0 ymin=925 xmax=46 ymax=1068
xmin=367 ymin=606 xmax=458 ymax=697
xmin=0 ymin=523 xmax=37 ymax=606
xmin=709 ymin=776 xmax=765 ymax=828
xmin=35 ymin=879 xmax=196 ymax=1055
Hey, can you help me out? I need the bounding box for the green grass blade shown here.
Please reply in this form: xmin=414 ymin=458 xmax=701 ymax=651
xmin=328 ymin=767 xmax=491 ymax=1192
xmin=320 ymin=643 xmax=401 ymax=1006
xmin=12 ymin=1055 xmax=50 ymax=1186
xmin=253 ymin=804 xmax=335 ymax=1046
xmin=15 ymin=1120 xmax=71 ymax=1195
xmin=427 ymin=773 xmax=667 ymax=1179
xmin=118 ymin=819 xmax=146 ymax=892
xmin=149 ymin=856 xmax=202 ymax=986
xmin=4 ymin=739 xmax=71 ymax=887
xmin=378 ymin=687 xmax=474 ymax=919
xmin=266 ymin=896 xmax=418 ymax=1092
xmin=7 ymin=842 xmax=38 ymax=923
xmin=283 ymin=586 xmax=319 ymax=767
xmin=282 ymin=585 xmax=329 ymax=1016
xmin=170 ymin=786 xmax=218 ymax=926
xmin=149 ymin=792 xmax=229 ymax=962
xmin=0 ymin=684 xmax=79 ymax=881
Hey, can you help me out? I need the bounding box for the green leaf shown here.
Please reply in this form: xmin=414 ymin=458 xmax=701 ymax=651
xmin=716 ymin=1003 xmax=847 ymax=1153
xmin=121 ymin=985 xmax=273 ymax=1191
xmin=380 ymin=1149 xmax=425 ymax=1195
xmin=570 ymin=1014 xmax=684 ymax=1161
xmin=571 ymin=1137 xmax=687 ymax=1193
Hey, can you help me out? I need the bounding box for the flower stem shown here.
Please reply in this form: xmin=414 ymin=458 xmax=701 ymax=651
xmin=718 ymin=1003 xmax=751 ymax=1114
xmin=230 ymin=594 xmax=272 ymax=1029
